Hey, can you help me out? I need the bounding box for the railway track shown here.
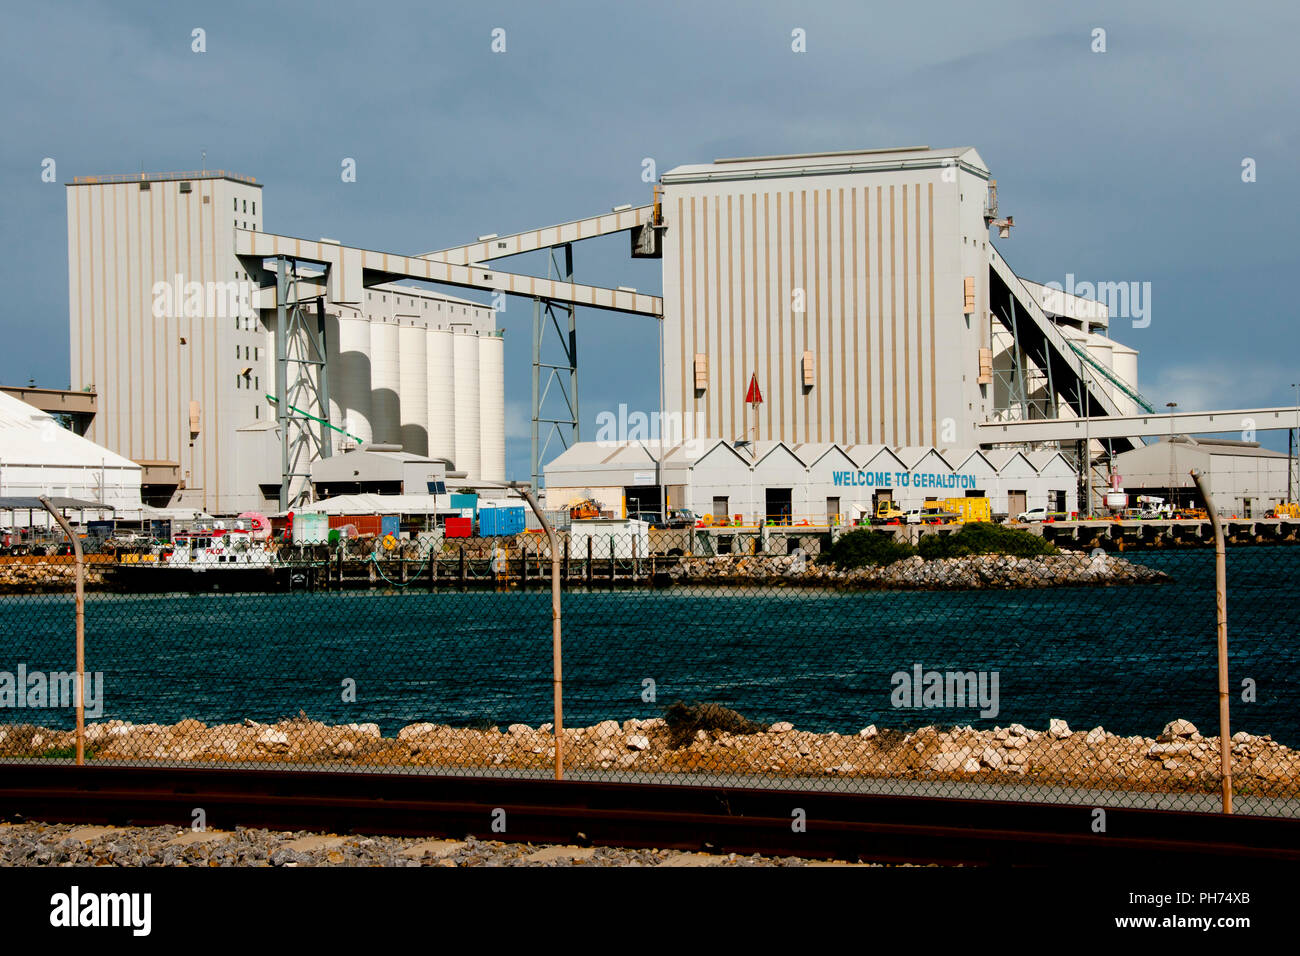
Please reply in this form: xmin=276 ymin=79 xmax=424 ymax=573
xmin=2 ymin=764 xmax=1298 ymax=865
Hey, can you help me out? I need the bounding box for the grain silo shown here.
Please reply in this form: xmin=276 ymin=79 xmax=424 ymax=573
xmin=368 ymin=319 xmax=401 ymax=444
xmin=331 ymin=310 xmax=374 ymax=446
xmin=453 ymin=332 xmax=480 ymax=479
xmin=478 ymin=332 xmax=505 ymax=481
xmin=398 ymin=321 xmax=429 ymax=455
xmin=426 ymin=327 xmax=456 ymax=464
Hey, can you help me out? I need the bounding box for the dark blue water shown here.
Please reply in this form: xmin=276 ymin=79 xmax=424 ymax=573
xmin=3 ymin=548 xmax=1297 ymax=745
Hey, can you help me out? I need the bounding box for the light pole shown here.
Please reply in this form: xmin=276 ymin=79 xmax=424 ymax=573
xmin=1290 ymin=383 xmax=1299 ymax=504
xmin=1166 ymin=402 xmax=1178 ymax=510
xmin=474 ymin=478 xmax=563 ymax=780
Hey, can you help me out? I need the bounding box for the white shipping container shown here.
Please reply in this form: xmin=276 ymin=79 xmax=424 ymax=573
xmin=292 ymin=511 xmax=330 ymax=544
xmin=568 ymin=518 xmax=650 ymax=559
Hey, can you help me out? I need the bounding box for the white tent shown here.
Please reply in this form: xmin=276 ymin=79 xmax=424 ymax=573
xmin=0 ymin=390 xmax=142 ymax=524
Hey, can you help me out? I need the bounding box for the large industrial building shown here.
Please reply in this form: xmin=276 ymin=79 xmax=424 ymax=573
xmin=545 ymin=147 xmax=1144 ymax=520
xmin=65 ymin=170 xmax=503 ymax=515
xmin=544 ymin=439 xmax=1077 ymax=525
xmin=1110 ymin=437 xmax=1290 ymax=517
xmin=59 ymin=147 xmax=1297 ymax=524
xmin=658 ymin=147 xmax=1140 ymax=450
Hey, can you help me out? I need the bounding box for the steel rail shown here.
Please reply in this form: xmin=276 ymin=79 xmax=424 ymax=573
xmin=2 ymin=765 xmax=1297 ymax=866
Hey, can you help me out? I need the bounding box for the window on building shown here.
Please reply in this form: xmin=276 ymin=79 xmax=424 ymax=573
xmin=234 ymin=198 xmax=238 ymax=211
xmin=254 ymin=376 xmax=258 ymax=389
xmin=252 ymin=201 xmax=256 ymax=215
xmin=243 ymin=199 xmax=247 ymax=213
xmin=254 ymin=348 xmax=258 ymax=360
xmin=826 ymin=497 xmax=840 ymax=523
xmin=712 ymin=496 xmax=729 ymax=520
xmin=255 ymin=405 xmax=260 ymax=419
xmin=235 ymin=375 xmax=241 ymax=389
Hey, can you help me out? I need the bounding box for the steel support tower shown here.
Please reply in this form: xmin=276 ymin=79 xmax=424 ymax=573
xmin=274 ymin=256 xmax=333 ymax=511
xmin=530 ymin=243 xmax=579 ymax=491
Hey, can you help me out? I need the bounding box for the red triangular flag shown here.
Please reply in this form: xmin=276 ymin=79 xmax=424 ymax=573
xmin=745 ymin=373 xmax=763 ymax=406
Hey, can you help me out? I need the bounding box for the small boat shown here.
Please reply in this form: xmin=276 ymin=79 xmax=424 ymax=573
xmin=109 ymin=522 xmax=287 ymax=592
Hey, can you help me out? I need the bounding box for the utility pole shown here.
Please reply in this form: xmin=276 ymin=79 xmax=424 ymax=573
xmin=1166 ymin=402 xmax=1178 ymax=508
xmin=1082 ymin=363 xmax=1091 ymax=517
xmin=1290 ymin=383 xmax=1299 ymax=503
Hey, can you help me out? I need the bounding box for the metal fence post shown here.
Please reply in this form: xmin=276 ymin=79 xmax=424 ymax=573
xmin=511 ymin=486 xmax=563 ymax=780
xmin=38 ymin=497 xmax=85 ymax=766
xmin=1190 ymin=469 xmax=1232 ymax=813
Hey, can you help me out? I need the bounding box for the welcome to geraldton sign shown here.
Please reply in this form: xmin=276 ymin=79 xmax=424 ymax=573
xmin=831 ymin=470 xmax=981 ymax=490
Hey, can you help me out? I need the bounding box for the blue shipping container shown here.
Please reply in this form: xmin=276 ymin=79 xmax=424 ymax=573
xmin=381 ymin=515 xmax=400 ymax=539
xmin=479 ymin=505 xmax=525 ymax=537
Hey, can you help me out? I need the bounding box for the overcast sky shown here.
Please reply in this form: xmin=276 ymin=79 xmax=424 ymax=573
xmin=2 ymin=0 xmax=1297 ymax=476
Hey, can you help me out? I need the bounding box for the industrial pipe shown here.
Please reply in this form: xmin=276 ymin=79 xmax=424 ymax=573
xmin=38 ymin=497 xmax=85 ymax=766
xmin=1189 ymin=469 xmax=1231 ymax=813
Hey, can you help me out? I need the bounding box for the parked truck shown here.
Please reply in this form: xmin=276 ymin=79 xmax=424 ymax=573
xmin=940 ymin=497 xmax=992 ymax=524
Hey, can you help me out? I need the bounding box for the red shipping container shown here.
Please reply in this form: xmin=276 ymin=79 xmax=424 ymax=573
xmin=328 ymin=514 xmax=382 ymax=536
xmin=444 ymin=517 xmax=472 ymax=538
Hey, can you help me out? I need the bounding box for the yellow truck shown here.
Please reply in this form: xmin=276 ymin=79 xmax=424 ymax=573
xmin=940 ymin=497 xmax=992 ymax=524
xmin=874 ymin=500 xmax=906 ymax=524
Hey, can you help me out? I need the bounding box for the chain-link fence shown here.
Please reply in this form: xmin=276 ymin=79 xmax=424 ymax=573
xmin=2 ymin=523 xmax=1297 ymax=817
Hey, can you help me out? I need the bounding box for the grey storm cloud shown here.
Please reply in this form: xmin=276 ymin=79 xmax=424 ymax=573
xmin=2 ymin=0 xmax=1297 ymax=475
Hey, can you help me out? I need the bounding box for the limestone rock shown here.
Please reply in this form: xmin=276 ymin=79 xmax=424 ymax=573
xmin=396 ymin=723 xmax=439 ymax=742
xmin=928 ymin=746 xmax=972 ymax=772
xmin=1048 ymin=718 xmax=1072 ymax=739
xmin=256 ymin=729 xmax=289 ymax=751
xmin=1162 ymin=719 xmax=1198 ymax=739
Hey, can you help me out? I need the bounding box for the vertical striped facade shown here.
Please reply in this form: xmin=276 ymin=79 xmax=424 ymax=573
xmin=67 ymin=173 xmax=264 ymax=514
xmin=660 ymin=148 xmax=996 ymax=450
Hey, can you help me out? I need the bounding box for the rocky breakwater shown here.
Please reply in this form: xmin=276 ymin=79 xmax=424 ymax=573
xmin=4 ymin=716 xmax=1293 ymax=797
xmin=667 ymin=549 xmax=1168 ymax=589
xmin=0 ymin=560 xmax=107 ymax=594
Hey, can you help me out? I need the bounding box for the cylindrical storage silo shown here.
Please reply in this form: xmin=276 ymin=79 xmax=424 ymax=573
xmin=453 ymin=331 xmax=481 ymax=480
xmin=369 ymin=320 xmax=401 ymax=444
xmin=398 ymin=322 xmax=429 ymax=455
xmin=426 ymin=328 xmax=456 ymax=464
xmin=1111 ymin=346 xmax=1139 ymax=416
xmin=331 ymin=313 xmax=374 ymax=447
xmin=478 ymin=332 xmax=505 ymax=482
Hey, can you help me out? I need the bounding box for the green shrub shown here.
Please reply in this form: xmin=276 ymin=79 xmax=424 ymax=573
xmin=917 ymin=522 xmax=1058 ymax=559
xmin=36 ymin=744 xmax=98 ymax=760
xmin=662 ymin=701 xmax=767 ymax=749
xmin=822 ymin=530 xmax=917 ymax=570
